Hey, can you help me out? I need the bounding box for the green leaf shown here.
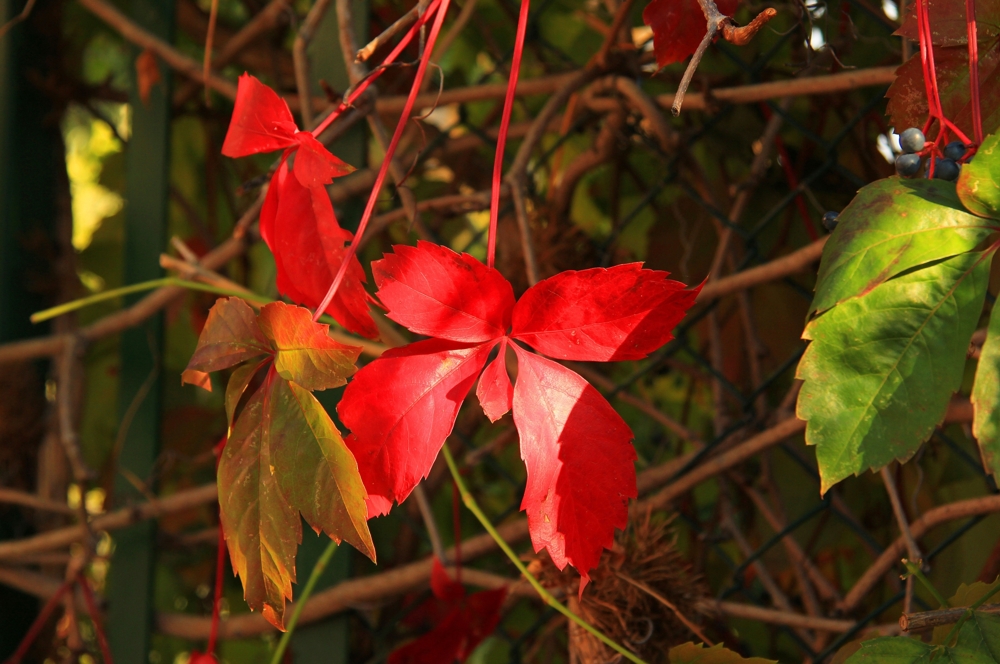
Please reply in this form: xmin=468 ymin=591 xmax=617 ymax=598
xmin=933 ymin=580 xmax=1000 ymax=654
xmin=811 ymin=179 xmax=996 ymax=315
xmin=972 ymin=304 xmax=1000 ymax=484
xmin=959 ymin=132 xmax=1000 ymax=219
xmin=797 ymin=250 xmax=991 ymax=493
xmin=267 ymin=379 xmax=375 ymax=562
xmin=218 ymin=368 xmax=374 ymax=630
xmin=257 ymin=302 xmax=360 ymax=391
xmin=186 ymin=297 xmax=271 ymax=372
xmin=668 ymin=643 xmax=775 ymax=664
xmin=843 ymin=637 xmax=995 ymax=663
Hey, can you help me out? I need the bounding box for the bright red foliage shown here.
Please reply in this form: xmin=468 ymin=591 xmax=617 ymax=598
xmin=388 ymin=558 xmax=507 ymax=664
xmin=338 ymin=241 xmax=699 ymax=586
xmin=221 ymin=74 xmax=377 ymax=338
xmin=642 ymin=0 xmax=740 ymax=67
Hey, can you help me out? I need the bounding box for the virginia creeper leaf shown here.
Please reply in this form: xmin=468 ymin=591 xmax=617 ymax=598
xmin=262 ymin=162 xmax=378 ymax=338
xmin=181 ymin=368 xmax=212 ymax=391
xmin=642 ymin=0 xmax=739 ymax=68
xmin=510 ymin=264 xmax=699 ymax=361
xmin=932 ymin=580 xmax=1000 ymax=656
xmin=217 ymin=376 xmax=300 ymax=629
xmin=797 ymin=250 xmax=990 ymax=493
xmin=972 ymin=302 xmax=1000 ymax=484
xmin=221 ymin=73 xmax=299 ymax=157
xmin=959 ymin=132 xmax=1000 ymax=219
xmin=811 ymin=179 xmax=996 ymax=315
xmin=372 ymin=241 xmax=516 ymax=343
xmin=291 ymin=132 xmax=355 ymax=188
xmin=669 ymin=642 xmax=776 ymax=664
xmin=476 ymin=339 xmax=513 ymax=422
xmin=187 ymin=299 xmax=372 ymax=629
xmin=186 ymin=297 xmax=270 ymax=372
xmin=511 ymin=345 xmax=637 ymax=587
xmin=888 ymin=4 xmax=1000 ymax=138
xmin=257 ymin=301 xmax=360 ymax=391
xmin=842 ymin=637 xmax=994 ymax=663
xmin=388 ymin=557 xmax=507 ymax=664
xmin=338 ymin=339 xmax=495 ymax=516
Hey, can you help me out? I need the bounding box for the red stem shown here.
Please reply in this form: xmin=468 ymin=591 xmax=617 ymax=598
xmin=312 ymin=0 xmax=454 ymax=321
xmin=486 ymin=0 xmax=531 ymax=268
xmin=966 ymin=0 xmax=983 ymax=145
xmin=452 ymin=479 xmax=462 ymax=583
xmin=207 ymin=522 xmax=226 ymax=655
xmin=78 ymin=574 xmax=115 ymax=664
xmin=2 ymin=580 xmax=72 ymax=664
xmin=310 ymin=0 xmax=444 ymax=139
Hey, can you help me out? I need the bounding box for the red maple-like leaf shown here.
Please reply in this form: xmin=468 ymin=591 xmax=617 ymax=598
xmin=388 ymin=558 xmax=507 ymax=664
xmin=643 ymin=0 xmax=740 ymax=67
xmin=221 ymin=74 xmax=378 ymax=338
xmin=338 ymin=242 xmax=700 ymax=587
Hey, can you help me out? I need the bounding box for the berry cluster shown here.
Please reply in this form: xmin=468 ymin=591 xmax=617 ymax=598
xmin=894 ymin=128 xmax=967 ymax=181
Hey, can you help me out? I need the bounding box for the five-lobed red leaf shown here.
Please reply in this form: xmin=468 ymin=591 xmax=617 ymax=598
xmin=373 ymin=241 xmax=516 ymax=342
xmin=510 ymin=346 xmax=637 ymax=589
xmin=221 ymin=73 xmax=298 ymax=158
xmin=643 ymin=0 xmax=740 ymax=67
xmin=339 ymin=339 xmax=496 ymax=516
xmin=511 ymin=264 xmax=700 ymax=361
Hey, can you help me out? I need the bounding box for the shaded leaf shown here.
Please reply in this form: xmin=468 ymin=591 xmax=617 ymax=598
xmin=511 ymin=264 xmax=699 ymax=361
xmin=430 ymin=557 xmax=466 ymax=602
xmin=932 ymin=580 xmax=1000 ymax=653
xmin=339 ymin=339 xmax=495 ymax=516
xmin=811 ymin=179 xmax=996 ymax=315
xmin=797 ymin=250 xmax=990 ymax=493
xmin=973 ymin=302 xmax=1000 ymax=484
xmin=642 ymin=0 xmax=739 ymax=68
xmin=257 ymin=301 xmax=360 ymax=391
xmin=511 ymin=345 xmax=637 ymax=587
xmin=669 ymin=642 xmax=776 ymax=663
xmin=476 ymin=339 xmax=513 ymax=422
xmin=225 ymin=358 xmax=267 ymax=428
xmin=897 ymin=0 xmax=1000 ymax=48
xmin=373 ymin=241 xmax=515 ymax=343
xmin=261 ymin=163 xmax=377 ymax=339
xmin=221 ymin=73 xmax=298 ymax=158
xmin=186 ymin=298 xmax=270 ymax=373
xmin=842 ymin=637 xmax=994 ymax=663
xmin=959 ymin=132 xmax=1000 ymax=219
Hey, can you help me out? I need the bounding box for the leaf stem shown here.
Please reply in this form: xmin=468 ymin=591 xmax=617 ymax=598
xmin=268 ymin=539 xmax=339 ymax=664
xmin=439 ymin=445 xmax=648 ymax=664
xmin=30 ymin=278 xmax=272 ymax=324
xmin=903 ymin=559 xmax=950 ymax=608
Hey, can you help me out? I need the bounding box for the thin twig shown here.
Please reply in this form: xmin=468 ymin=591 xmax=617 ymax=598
xmin=202 ymin=0 xmax=220 ymax=106
xmin=412 ymin=484 xmax=445 ymax=561
xmin=294 ymin=0 xmax=333 ymax=130
xmin=355 ymin=4 xmax=420 ymax=62
xmin=616 ymin=571 xmax=714 ymax=645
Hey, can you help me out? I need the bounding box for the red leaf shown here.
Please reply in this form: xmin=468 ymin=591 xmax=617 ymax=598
xmin=476 ymin=339 xmax=513 ymax=422
xmin=643 ymin=0 xmax=740 ymax=68
xmin=430 ymin=557 xmax=465 ymax=602
xmin=373 ymin=242 xmax=516 ymax=343
xmin=510 ymin=345 xmax=637 ymax=587
xmin=897 ymin=0 xmax=1000 ymax=47
xmin=221 ymin=73 xmax=298 ymax=158
xmin=338 ymin=339 xmax=495 ymax=516
xmin=188 ymin=652 xmax=217 ymax=664
xmin=389 ymin=566 xmax=507 ymax=664
xmin=292 ymin=132 xmax=356 ymax=187
xmin=261 ymin=163 xmax=378 ymax=338
xmin=510 ymin=264 xmax=700 ymax=362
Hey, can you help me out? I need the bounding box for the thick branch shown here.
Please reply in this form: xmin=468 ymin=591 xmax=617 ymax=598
xmin=901 ymin=603 xmax=1000 ymax=632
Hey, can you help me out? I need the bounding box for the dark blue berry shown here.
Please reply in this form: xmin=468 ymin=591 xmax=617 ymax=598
xmin=932 ymin=158 xmax=960 ymax=181
xmin=944 ymin=141 xmax=967 ymax=160
xmin=896 ymin=153 xmax=922 ymax=178
xmin=822 ymin=211 xmax=839 ymax=232
xmin=900 ymin=127 xmax=926 ymax=153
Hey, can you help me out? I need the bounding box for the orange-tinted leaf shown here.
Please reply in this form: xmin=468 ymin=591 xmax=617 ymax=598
xmin=181 ymin=368 xmax=212 ymax=392
xmin=135 ymin=48 xmax=161 ymax=107
xmin=643 ymin=0 xmax=739 ymax=68
xmin=225 ymin=359 xmax=267 ymax=428
xmin=257 ymin=302 xmax=361 ymax=391
xmin=186 ymin=298 xmax=270 ymax=373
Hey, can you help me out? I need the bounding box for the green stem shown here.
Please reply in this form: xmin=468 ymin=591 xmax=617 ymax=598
xmin=941 ymin=581 xmax=1000 ymax=647
xmin=903 ymin=559 xmax=950 ymax=608
xmin=269 ymin=539 xmax=339 ymax=664
xmin=31 ymin=277 xmax=272 ymax=323
xmin=440 ymin=445 xmax=648 ymax=664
